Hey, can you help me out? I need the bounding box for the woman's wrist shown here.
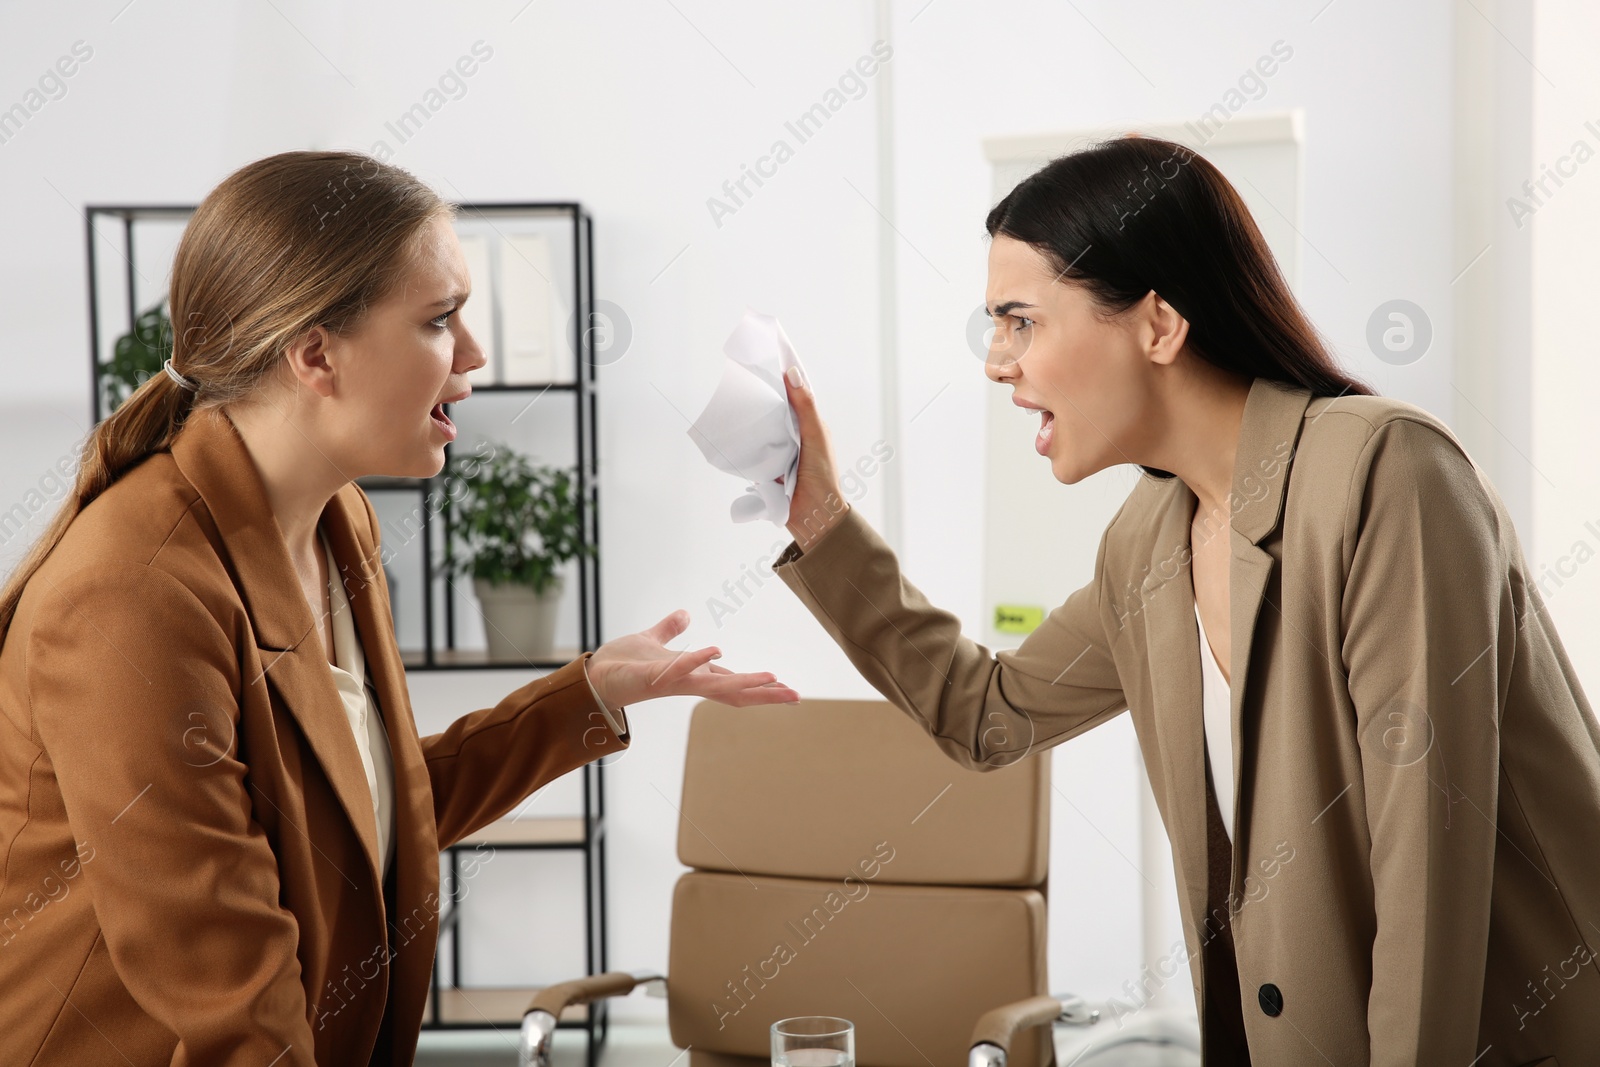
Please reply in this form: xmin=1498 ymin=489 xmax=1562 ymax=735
xmin=581 ymin=655 xmax=617 ymax=713
xmin=787 ymin=499 xmax=852 ymax=552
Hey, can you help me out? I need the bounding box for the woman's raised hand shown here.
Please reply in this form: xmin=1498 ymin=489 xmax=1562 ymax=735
xmin=587 ymin=609 xmax=800 ymax=709
xmin=780 ymin=365 xmax=849 ymax=550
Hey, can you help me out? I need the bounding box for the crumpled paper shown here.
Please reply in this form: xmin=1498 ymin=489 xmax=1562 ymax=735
xmin=687 ymin=310 xmax=806 ymax=525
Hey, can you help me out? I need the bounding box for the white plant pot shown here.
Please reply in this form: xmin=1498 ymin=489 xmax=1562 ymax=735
xmin=473 ymin=575 xmax=563 ymax=661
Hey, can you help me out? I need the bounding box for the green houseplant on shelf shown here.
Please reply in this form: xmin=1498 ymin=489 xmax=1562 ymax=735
xmin=440 ymin=440 xmax=593 ymax=662
xmin=101 ymin=303 xmax=172 ymax=415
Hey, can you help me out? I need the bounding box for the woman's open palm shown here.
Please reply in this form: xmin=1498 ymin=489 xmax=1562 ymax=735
xmin=588 ymin=609 xmax=800 ymax=709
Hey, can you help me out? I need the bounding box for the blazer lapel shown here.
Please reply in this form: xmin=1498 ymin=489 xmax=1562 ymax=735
xmin=1143 ymin=479 xmax=1210 ymax=929
xmin=170 ymin=408 xmax=385 ymax=888
xmin=1144 ymin=377 xmax=1314 ymax=921
xmin=1224 ymin=378 xmax=1313 ymax=875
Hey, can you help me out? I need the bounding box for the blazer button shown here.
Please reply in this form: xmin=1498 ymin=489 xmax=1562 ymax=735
xmin=1258 ymin=983 xmax=1284 ymax=1017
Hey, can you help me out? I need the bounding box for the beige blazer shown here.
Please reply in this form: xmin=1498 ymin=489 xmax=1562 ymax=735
xmin=773 ymin=376 xmax=1600 ymax=1066
xmin=0 ymin=406 xmax=628 ymax=1065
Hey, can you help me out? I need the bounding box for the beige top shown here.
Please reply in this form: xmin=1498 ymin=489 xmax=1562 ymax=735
xmin=1194 ymin=599 xmax=1233 ymax=842
xmin=322 ymin=530 xmax=397 ymax=878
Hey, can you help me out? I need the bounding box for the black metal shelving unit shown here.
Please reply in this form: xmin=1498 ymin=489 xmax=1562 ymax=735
xmin=85 ymin=200 xmax=610 ymax=1066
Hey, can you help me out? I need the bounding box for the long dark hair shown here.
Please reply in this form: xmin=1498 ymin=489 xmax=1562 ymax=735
xmin=985 ymin=134 xmax=1374 ymax=479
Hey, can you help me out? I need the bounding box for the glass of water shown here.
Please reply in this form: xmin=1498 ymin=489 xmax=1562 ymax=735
xmin=771 ymin=1016 xmax=854 ymax=1066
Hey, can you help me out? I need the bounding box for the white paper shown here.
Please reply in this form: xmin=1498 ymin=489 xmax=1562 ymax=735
xmin=687 ymin=310 xmax=806 ymax=525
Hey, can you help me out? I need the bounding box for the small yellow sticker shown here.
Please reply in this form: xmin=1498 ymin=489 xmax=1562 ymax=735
xmin=993 ymin=605 xmax=1045 ymax=634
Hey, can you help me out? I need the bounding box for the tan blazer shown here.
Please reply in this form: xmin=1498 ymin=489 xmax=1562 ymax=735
xmin=773 ymin=376 xmax=1600 ymax=1066
xmin=0 ymin=407 xmax=628 ymax=1065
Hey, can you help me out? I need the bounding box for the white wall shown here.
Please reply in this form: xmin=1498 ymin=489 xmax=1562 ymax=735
xmin=2 ymin=0 xmax=1533 ymax=1026
xmin=1531 ymin=0 xmax=1600 ymax=711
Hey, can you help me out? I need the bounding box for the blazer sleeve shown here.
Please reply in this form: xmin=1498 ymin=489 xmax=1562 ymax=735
xmin=25 ymin=562 xmax=317 ymax=1066
xmin=1340 ymin=417 xmax=1506 ymax=1064
xmin=771 ymin=503 xmax=1128 ymax=770
xmin=420 ymin=652 xmax=628 ymax=849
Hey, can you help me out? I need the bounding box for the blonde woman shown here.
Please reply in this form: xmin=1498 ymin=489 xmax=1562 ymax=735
xmin=0 ymin=151 xmax=798 ymax=1065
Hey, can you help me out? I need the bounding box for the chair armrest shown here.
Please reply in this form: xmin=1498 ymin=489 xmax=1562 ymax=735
xmin=527 ymin=969 xmax=664 ymax=1016
xmin=968 ymin=995 xmax=1073 ymax=1067
xmin=520 ymin=971 xmax=668 ymax=1067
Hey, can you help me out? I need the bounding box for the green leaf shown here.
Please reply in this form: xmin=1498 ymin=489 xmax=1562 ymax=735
xmin=439 ymin=440 xmax=594 ymax=595
xmin=100 ymin=303 xmax=173 ymax=414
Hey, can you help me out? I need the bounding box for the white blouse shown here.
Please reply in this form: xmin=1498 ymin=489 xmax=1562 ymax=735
xmin=1194 ymin=599 xmax=1235 ymax=842
xmin=321 ymin=530 xmax=398 ymax=878
xmin=316 ymin=531 xmax=395 ymax=876
xmin=318 ymin=530 xmax=627 ymax=882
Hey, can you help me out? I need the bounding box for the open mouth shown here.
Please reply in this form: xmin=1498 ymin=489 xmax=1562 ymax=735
xmin=429 ymin=402 xmax=456 ymax=440
xmin=1035 ymin=408 xmax=1055 ymax=455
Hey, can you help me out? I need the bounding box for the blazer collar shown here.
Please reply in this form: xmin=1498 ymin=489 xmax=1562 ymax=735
xmin=168 ymin=407 xmax=425 ymax=897
xmin=1225 ymin=376 xmax=1312 ymax=546
xmin=1142 ymin=376 xmax=1313 ymax=926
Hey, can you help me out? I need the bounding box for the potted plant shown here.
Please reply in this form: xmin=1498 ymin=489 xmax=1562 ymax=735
xmin=440 ymin=440 xmax=593 ymax=661
xmin=102 ymin=303 xmax=172 ymax=414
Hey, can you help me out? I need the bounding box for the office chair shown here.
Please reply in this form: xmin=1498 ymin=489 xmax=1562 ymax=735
xmin=522 ymin=697 xmax=1055 ymax=1066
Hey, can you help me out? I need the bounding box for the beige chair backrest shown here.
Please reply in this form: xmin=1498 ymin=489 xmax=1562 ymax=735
xmin=667 ymin=698 xmax=1053 ymax=1067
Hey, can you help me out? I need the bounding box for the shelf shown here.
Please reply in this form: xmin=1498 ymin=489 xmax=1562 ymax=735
xmin=439 ymin=817 xmax=599 ymax=927
xmin=458 ymin=816 xmax=590 ymax=848
xmin=429 ymin=986 xmax=589 ymax=1027
xmin=399 ymin=647 xmax=586 ymax=670
xmin=357 ymin=473 xmax=597 ymax=495
xmin=460 ymin=381 xmax=581 ymax=393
